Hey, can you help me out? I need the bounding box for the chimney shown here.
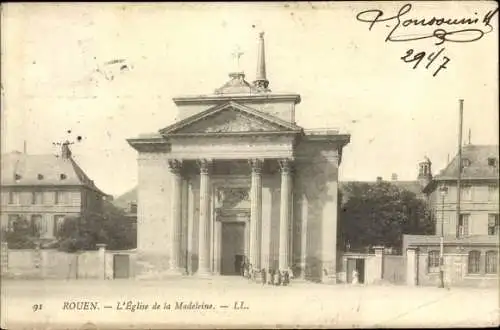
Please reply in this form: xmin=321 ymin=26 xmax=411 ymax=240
xmin=61 ymin=140 xmax=72 ymax=159
xmin=391 ymin=173 xmax=398 ymax=181
xmin=23 ymin=140 xmax=27 ymax=154
xmin=253 ymin=32 xmax=270 ymax=90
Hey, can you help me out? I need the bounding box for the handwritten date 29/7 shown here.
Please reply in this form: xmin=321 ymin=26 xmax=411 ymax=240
xmin=401 ymin=47 xmax=450 ymax=77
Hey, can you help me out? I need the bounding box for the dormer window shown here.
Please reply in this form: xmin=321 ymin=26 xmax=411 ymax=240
xmin=488 ymin=157 xmax=497 ymax=167
xmin=37 ymin=174 xmax=44 ymax=180
xmin=60 ymin=174 xmax=67 ymax=180
xmin=462 ymin=159 xmax=471 ymax=167
xmin=14 ymin=173 xmax=21 ymax=182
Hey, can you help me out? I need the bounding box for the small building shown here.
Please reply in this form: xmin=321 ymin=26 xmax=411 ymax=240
xmin=405 ymin=144 xmax=499 ymax=287
xmin=0 ymin=142 xmax=108 ymax=241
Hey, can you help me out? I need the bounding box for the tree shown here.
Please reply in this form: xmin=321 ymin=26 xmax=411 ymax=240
xmin=0 ymin=216 xmax=39 ymax=249
xmin=56 ymin=201 xmax=136 ymax=252
xmin=338 ymin=181 xmax=433 ymax=253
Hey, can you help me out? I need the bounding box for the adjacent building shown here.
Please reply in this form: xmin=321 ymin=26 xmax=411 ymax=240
xmin=127 ymin=33 xmax=351 ymax=282
xmin=0 ymin=142 xmax=108 ymax=241
xmin=405 ymin=144 xmax=499 ymax=286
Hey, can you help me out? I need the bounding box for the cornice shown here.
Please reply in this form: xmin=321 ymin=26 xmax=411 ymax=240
xmin=172 ymin=93 xmax=301 ymax=105
xmin=127 ymin=137 xmax=171 ymax=153
xmin=167 ymin=131 xmax=301 ymax=138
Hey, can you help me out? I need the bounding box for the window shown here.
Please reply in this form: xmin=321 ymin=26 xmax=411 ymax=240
xmin=31 ymin=192 xmax=44 ymax=205
xmin=488 ymin=158 xmax=498 ymax=167
xmin=458 ymin=214 xmax=470 ymax=237
xmin=60 ymin=173 xmax=67 ymax=180
xmin=488 ymin=214 xmax=499 ymax=235
xmin=55 ymin=191 xmax=70 ymax=205
xmin=14 ymin=173 xmax=21 ymax=182
xmin=488 ymin=185 xmax=499 ymax=201
xmin=8 ymin=191 xmax=15 ymax=204
xmin=37 ymin=174 xmax=44 ymax=180
xmin=53 ymin=215 xmax=65 ymax=237
xmin=30 ymin=214 xmax=43 ymax=237
xmin=130 ymin=202 xmax=137 ymax=214
xmin=428 ymin=251 xmax=440 ymax=273
xmin=7 ymin=214 xmax=19 ymax=232
xmin=468 ymin=250 xmax=481 ymax=274
xmin=462 ymin=159 xmax=471 ymax=168
xmin=485 ymin=251 xmax=498 ymax=274
xmin=55 ymin=191 xmax=64 ymax=204
xmin=461 ymin=185 xmax=472 ymax=201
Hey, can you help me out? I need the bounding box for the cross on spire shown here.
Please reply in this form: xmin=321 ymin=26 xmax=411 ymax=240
xmin=231 ymin=45 xmax=245 ymax=72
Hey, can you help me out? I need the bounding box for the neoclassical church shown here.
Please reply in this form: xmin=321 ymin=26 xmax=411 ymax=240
xmin=128 ymin=33 xmax=350 ymax=283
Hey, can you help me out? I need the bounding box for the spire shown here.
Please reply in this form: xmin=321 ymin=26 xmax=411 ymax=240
xmin=253 ymin=32 xmax=269 ymax=90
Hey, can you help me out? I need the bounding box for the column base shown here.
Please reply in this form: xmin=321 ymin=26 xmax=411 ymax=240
xmin=195 ymin=269 xmax=213 ymax=278
xmin=167 ymin=267 xmax=186 ymax=276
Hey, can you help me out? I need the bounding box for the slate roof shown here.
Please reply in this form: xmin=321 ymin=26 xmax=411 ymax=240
xmin=435 ymin=145 xmax=499 ymax=180
xmin=1 ymin=151 xmax=106 ymax=195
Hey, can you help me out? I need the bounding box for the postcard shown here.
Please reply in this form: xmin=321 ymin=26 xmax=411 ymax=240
xmin=1 ymin=1 xmax=498 ymax=329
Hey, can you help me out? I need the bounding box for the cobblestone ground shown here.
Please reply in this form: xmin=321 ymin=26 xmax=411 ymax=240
xmin=1 ymin=277 xmax=499 ymax=329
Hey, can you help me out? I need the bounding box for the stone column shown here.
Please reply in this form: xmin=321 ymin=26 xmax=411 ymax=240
xmin=249 ymin=159 xmax=263 ymax=269
xmin=180 ymin=179 xmax=189 ymax=271
xmin=406 ymin=247 xmax=418 ymax=286
xmin=197 ymin=159 xmax=212 ymax=276
xmin=168 ymin=159 xmax=183 ymax=274
xmin=187 ymin=181 xmax=194 ymax=275
xmin=299 ymin=193 xmax=308 ymax=280
xmin=278 ymin=159 xmax=292 ymax=271
xmin=96 ymin=243 xmax=107 ymax=280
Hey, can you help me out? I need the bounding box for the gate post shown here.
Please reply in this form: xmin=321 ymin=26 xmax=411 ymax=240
xmin=96 ymin=244 xmax=106 ymax=280
xmin=1 ymin=242 xmax=8 ymax=275
xmin=406 ymin=247 xmax=418 ymax=286
xmin=373 ymin=246 xmax=385 ymax=283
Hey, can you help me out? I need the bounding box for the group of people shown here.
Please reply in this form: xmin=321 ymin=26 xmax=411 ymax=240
xmin=238 ymin=257 xmax=293 ymax=286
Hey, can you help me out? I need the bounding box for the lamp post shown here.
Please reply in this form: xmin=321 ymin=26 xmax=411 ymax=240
xmin=439 ymin=184 xmax=448 ymax=288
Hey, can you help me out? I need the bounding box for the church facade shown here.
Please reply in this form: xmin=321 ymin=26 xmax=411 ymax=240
xmin=127 ymin=33 xmax=351 ymax=283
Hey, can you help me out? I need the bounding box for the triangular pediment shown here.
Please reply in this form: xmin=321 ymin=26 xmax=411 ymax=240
xmin=160 ymin=102 xmax=302 ymax=135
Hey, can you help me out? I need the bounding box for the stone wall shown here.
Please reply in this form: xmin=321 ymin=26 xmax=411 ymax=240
xmin=2 ymin=244 xmax=133 ymax=280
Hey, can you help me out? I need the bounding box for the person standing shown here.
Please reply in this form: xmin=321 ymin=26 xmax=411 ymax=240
xmin=352 ymin=269 xmax=359 ymax=284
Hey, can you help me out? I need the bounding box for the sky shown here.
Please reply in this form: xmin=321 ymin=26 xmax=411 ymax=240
xmin=1 ymin=2 xmax=498 ymax=197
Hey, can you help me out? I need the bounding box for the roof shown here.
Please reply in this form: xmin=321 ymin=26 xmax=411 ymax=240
xmin=435 ymin=144 xmax=499 ymax=180
xmin=1 ymin=151 xmax=106 ymax=195
xmin=403 ymin=234 xmax=499 ymax=249
xmin=113 ymin=187 xmax=137 ymax=209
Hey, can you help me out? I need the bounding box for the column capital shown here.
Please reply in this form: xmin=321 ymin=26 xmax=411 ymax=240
xmin=197 ymin=159 xmax=213 ymax=175
xmin=278 ymin=158 xmax=293 ymax=174
xmin=168 ymin=159 xmax=183 ymax=173
xmin=249 ymin=158 xmax=264 ymax=174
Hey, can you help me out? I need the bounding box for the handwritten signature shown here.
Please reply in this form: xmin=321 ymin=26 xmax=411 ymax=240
xmin=356 ymin=3 xmax=498 ymax=45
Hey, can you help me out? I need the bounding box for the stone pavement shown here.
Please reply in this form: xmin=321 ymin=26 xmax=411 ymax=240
xmin=1 ymin=277 xmax=499 ymax=329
